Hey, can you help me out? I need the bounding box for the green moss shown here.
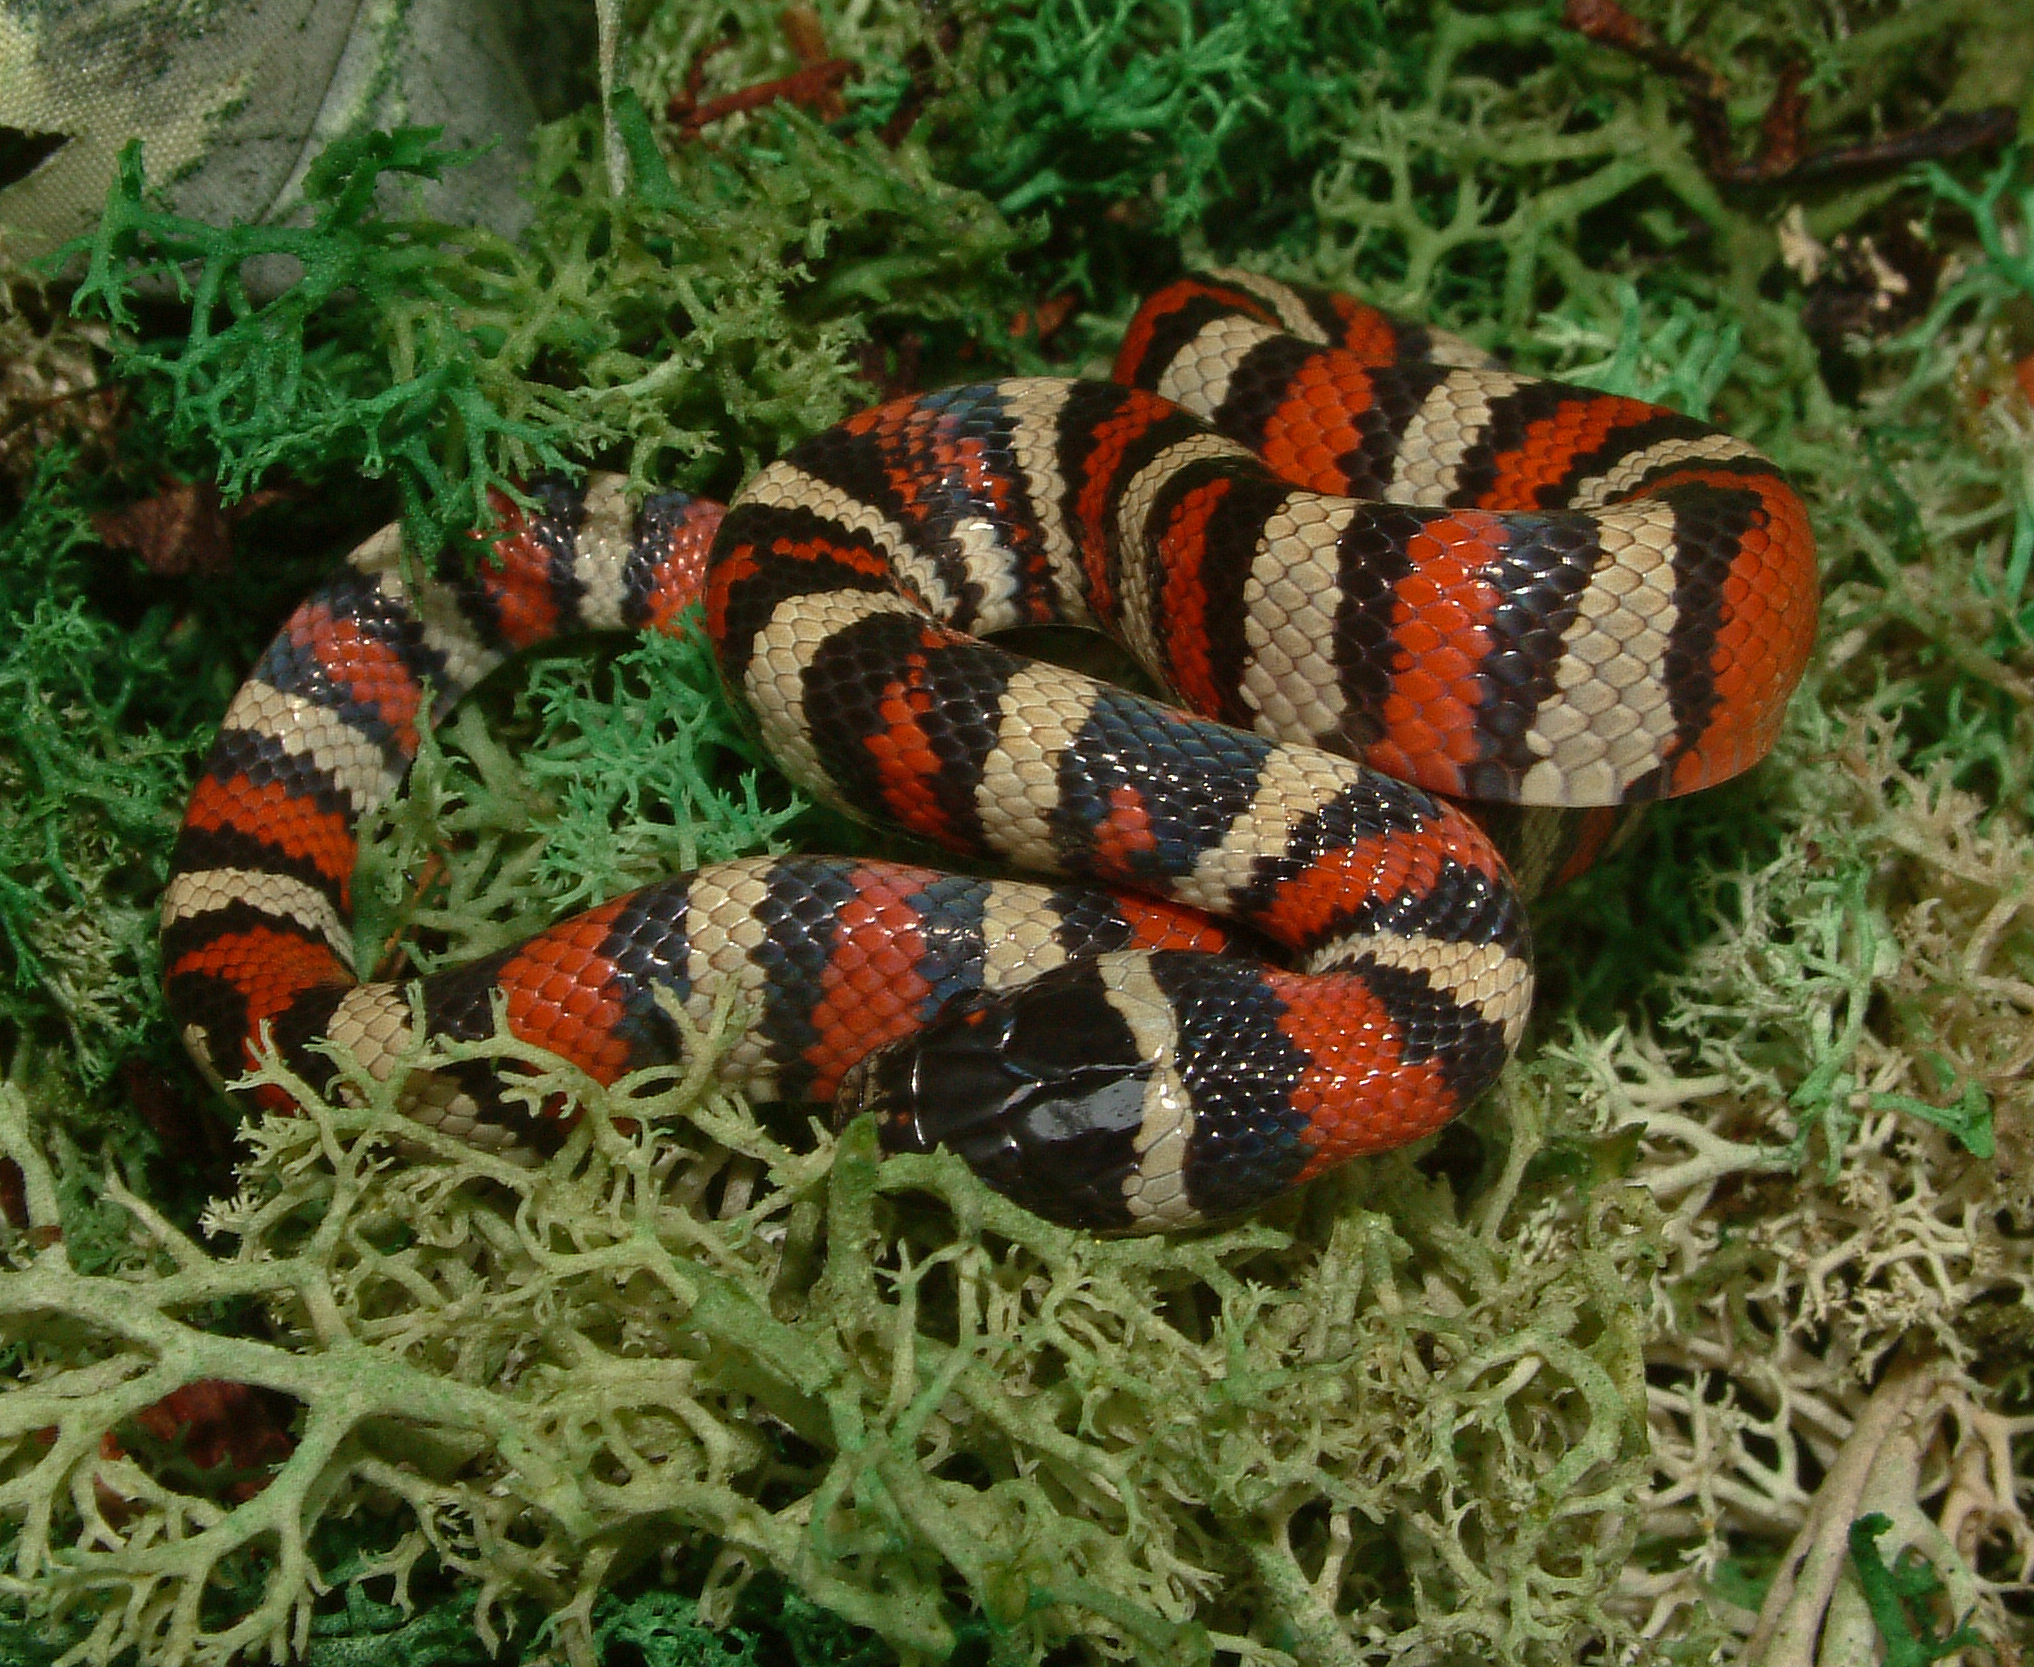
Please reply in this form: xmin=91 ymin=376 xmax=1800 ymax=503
xmin=66 ymin=108 xmax=1028 ymax=556
xmin=352 ymin=621 xmax=812 ymax=980
xmin=1848 ymin=1513 xmax=1982 ymax=1664
xmin=0 ymin=454 xmax=181 ymax=1083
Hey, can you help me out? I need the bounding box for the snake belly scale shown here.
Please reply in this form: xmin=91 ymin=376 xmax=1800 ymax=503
xmin=161 ymin=270 xmax=1816 ymax=1231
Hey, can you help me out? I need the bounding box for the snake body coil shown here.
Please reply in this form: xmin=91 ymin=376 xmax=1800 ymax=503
xmin=162 ymin=272 xmax=1816 ymax=1230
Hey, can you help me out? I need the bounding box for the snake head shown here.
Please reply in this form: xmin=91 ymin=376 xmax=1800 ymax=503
xmin=833 ymin=956 xmax=1196 ymax=1232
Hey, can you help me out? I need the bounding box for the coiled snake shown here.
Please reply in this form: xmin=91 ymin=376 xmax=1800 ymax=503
xmin=162 ymin=271 xmax=1816 ymax=1230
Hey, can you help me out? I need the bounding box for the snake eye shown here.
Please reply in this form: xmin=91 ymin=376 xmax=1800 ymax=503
xmin=834 ymin=961 xmax=1160 ymax=1231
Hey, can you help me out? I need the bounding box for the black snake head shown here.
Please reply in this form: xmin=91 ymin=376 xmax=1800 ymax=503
xmin=833 ymin=959 xmax=1172 ymax=1232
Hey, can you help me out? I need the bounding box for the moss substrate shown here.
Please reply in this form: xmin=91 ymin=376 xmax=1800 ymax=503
xmin=0 ymin=2 xmax=2031 ymax=1663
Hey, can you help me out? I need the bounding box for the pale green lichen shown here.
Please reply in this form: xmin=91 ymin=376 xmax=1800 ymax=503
xmin=0 ymin=1009 xmax=1663 ymax=1666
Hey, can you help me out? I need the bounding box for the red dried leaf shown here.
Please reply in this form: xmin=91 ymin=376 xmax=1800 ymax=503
xmin=1011 ymin=293 xmax=1078 ymax=346
xmin=0 ymin=1157 xmax=25 ymax=1230
xmin=93 ymin=481 xmax=287 ymax=577
xmin=94 ymin=481 xmax=235 ymax=577
xmin=127 ymin=1380 xmax=296 ymax=1477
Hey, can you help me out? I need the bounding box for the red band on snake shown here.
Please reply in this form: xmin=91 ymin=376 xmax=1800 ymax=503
xmin=161 ymin=271 xmax=1816 ymax=1231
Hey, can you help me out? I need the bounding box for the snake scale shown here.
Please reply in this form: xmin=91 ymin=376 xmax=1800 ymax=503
xmin=162 ymin=270 xmax=1816 ymax=1230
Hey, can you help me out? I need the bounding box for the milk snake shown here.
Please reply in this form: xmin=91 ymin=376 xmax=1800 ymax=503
xmin=161 ymin=270 xmax=1816 ymax=1230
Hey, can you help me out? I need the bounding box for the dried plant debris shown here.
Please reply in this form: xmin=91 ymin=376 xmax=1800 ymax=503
xmin=0 ymin=0 xmax=2032 ymax=1662
xmin=91 ymin=481 xmax=291 ymax=579
xmin=1562 ymin=0 xmax=2017 ymax=187
xmin=0 ymin=278 xmax=116 ymax=483
xmin=667 ymin=4 xmax=859 ymax=135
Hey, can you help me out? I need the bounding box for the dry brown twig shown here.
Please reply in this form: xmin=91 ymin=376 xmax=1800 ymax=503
xmin=667 ymin=4 xmax=856 ymax=137
xmin=1561 ymin=0 xmax=2016 ymax=186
